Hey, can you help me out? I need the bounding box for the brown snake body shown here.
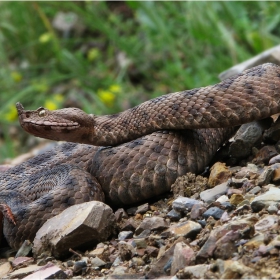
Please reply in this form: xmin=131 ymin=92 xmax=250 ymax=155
xmin=1 ymin=63 xmax=280 ymax=249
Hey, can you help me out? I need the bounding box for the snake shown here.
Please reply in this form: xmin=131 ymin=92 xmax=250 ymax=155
xmin=1 ymin=63 xmax=280 ymax=250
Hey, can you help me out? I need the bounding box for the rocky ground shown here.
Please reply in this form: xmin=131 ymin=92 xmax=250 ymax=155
xmin=1 ymin=47 xmax=280 ymax=279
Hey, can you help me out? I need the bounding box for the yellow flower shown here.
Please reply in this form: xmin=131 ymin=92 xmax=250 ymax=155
xmin=44 ymin=94 xmax=64 ymax=111
xmin=4 ymin=105 xmax=18 ymax=122
xmin=44 ymin=100 xmax=58 ymax=111
xmin=87 ymin=48 xmax=100 ymax=62
xmin=39 ymin=32 xmax=52 ymax=44
xmin=109 ymin=84 xmax=121 ymax=93
xmin=11 ymin=71 xmax=22 ymax=83
xmin=98 ymin=89 xmax=115 ymax=107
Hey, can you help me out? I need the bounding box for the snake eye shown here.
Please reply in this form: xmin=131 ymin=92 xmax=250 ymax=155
xmin=38 ymin=109 xmax=46 ymax=117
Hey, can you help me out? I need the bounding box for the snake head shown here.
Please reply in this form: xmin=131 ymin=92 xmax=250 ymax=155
xmin=16 ymin=103 xmax=96 ymax=144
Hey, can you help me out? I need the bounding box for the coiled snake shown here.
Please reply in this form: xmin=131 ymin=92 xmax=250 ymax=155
xmin=1 ymin=63 xmax=280 ymax=249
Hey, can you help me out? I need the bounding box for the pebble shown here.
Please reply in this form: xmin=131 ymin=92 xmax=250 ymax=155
xmin=208 ymin=162 xmax=232 ymax=187
xmin=202 ymin=207 xmax=224 ymax=220
xmin=254 ymin=215 xmax=278 ymax=232
xmin=167 ymin=209 xmax=182 ymax=221
xmin=176 ymin=264 xmax=210 ymax=279
xmin=91 ymin=257 xmax=106 ymax=268
xmin=167 ymin=220 xmax=202 ymax=239
xmin=200 ymin=182 xmax=229 ymax=203
xmin=135 ymin=216 xmax=169 ymax=235
xmin=118 ymin=231 xmax=133 ymax=241
xmin=251 ymin=186 xmax=280 ymax=212
xmin=172 ymin=196 xmax=202 ymax=212
xmin=229 ymin=194 xmax=244 ymax=206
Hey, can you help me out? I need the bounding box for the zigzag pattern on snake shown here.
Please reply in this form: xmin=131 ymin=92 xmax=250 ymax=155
xmin=1 ymin=63 xmax=280 ymax=249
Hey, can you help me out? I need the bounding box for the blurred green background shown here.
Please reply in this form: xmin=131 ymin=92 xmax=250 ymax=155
xmin=1 ymin=1 xmax=280 ymax=161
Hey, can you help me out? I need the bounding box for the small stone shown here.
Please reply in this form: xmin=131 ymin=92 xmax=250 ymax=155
xmin=118 ymin=231 xmax=133 ymax=241
xmin=229 ymin=194 xmax=244 ymax=206
xmin=126 ymin=206 xmax=137 ymax=215
xmin=73 ymin=261 xmax=87 ymax=275
xmin=269 ymin=154 xmax=280 ymax=165
xmin=190 ymin=203 xmax=207 ymax=220
xmin=112 ymin=266 xmax=127 ymax=275
xmin=170 ymin=242 xmax=195 ymax=275
xmin=244 ymin=233 xmax=265 ymax=249
xmin=176 ymin=264 xmax=210 ymax=279
xmin=88 ymin=247 xmax=104 ymax=257
xmin=200 ymin=182 xmax=229 ymax=203
xmin=133 ymin=238 xmax=147 ymax=249
xmin=272 ymin=166 xmax=280 ymax=183
xmin=202 ymin=207 xmax=224 ymax=220
xmin=136 ymin=203 xmax=149 ymax=214
xmin=166 ymin=209 xmax=182 ymax=221
xmin=115 ymin=208 xmax=128 ymax=222
xmin=0 ymin=262 xmax=12 ymax=278
xmin=163 ymin=257 xmax=173 ymax=274
xmin=120 ymin=217 xmax=138 ymax=231
xmin=118 ymin=241 xmax=136 ymax=261
xmin=135 ymin=217 xmax=169 ymax=235
xmin=253 ymin=145 xmax=278 ymax=164
xmin=216 ymin=195 xmax=229 ymax=203
xmin=112 ymin=256 xmax=122 ymax=267
xmin=208 ymin=162 xmax=231 ymax=188
xmin=131 ymin=257 xmax=145 ymax=266
xmin=267 ymin=204 xmax=278 ymax=214
xmin=167 ymin=221 xmax=202 ymax=239
xmin=251 ymin=186 xmax=280 ymax=212
xmin=248 ymin=186 xmax=262 ymax=194
xmin=254 ymin=215 xmax=278 ymax=232
xmin=145 ymin=246 xmax=159 ymax=257
xmin=11 ymin=257 xmax=34 ymax=268
xmin=221 ymin=201 xmax=234 ymax=211
xmin=91 ymin=257 xmax=106 ymax=268
xmin=22 ymin=263 xmax=67 ymax=279
xmin=15 ymin=240 xmax=32 ymax=257
xmin=134 ymin=229 xmax=151 ymax=238
xmin=172 ymin=196 xmax=202 ymax=212
xmin=256 ymin=167 xmax=274 ymax=186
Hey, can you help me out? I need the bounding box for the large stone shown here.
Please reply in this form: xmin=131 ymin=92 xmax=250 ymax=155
xmin=172 ymin=196 xmax=202 ymax=212
xmin=33 ymin=201 xmax=116 ymax=258
xmin=166 ymin=220 xmax=202 ymax=239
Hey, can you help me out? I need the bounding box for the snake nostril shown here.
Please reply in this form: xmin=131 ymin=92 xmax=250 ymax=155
xmin=25 ymin=113 xmax=30 ymax=118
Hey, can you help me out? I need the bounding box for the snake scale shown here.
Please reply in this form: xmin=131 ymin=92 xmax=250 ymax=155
xmin=1 ymin=63 xmax=280 ymax=249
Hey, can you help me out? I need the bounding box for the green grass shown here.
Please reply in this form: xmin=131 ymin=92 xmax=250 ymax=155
xmin=1 ymin=1 xmax=280 ymax=161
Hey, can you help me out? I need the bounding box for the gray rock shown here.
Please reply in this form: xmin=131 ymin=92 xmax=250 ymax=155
xmin=118 ymin=231 xmax=133 ymax=241
xmin=135 ymin=217 xmax=169 ymax=235
xmin=200 ymin=182 xmax=229 ymax=203
xmin=15 ymin=240 xmax=32 ymax=258
xmin=172 ymin=197 xmax=202 ymax=212
xmin=219 ymin=44 xmax=280 ymax=80
xmin=202 ymin=207 xmax=224 ymax=220
xmin=73 ymin=261 xmax=87 ymax=275
xmin=170 ymin=242 xmax=195 ymax=276
xmin=133 ymin=238 xmax=147 ymax=249
xmin=91 ymin=257 xmax=106 ymax=268
xmin=256 ymin=166 xmax=274 ymax=186
xmin=251 ymin=186 xmax=280 ymax=212
xmin=33 ymin=201 xmax=116 ymax=258
xmin=114 ymin=208 xmax=128 ymax=222
xmin=135 ymin=203 xmax=149 ymax=214
xmin=167 ymin=209 xmax=182 ymax=221
xmin=229 ymin=121 xmax=268 ymax=159
xmin=248 ymin=185 xmax=262 ymax=195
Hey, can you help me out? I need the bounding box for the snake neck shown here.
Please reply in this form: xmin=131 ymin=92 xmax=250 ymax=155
xmin=17 ymin=63 xmax=280 ymax=146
